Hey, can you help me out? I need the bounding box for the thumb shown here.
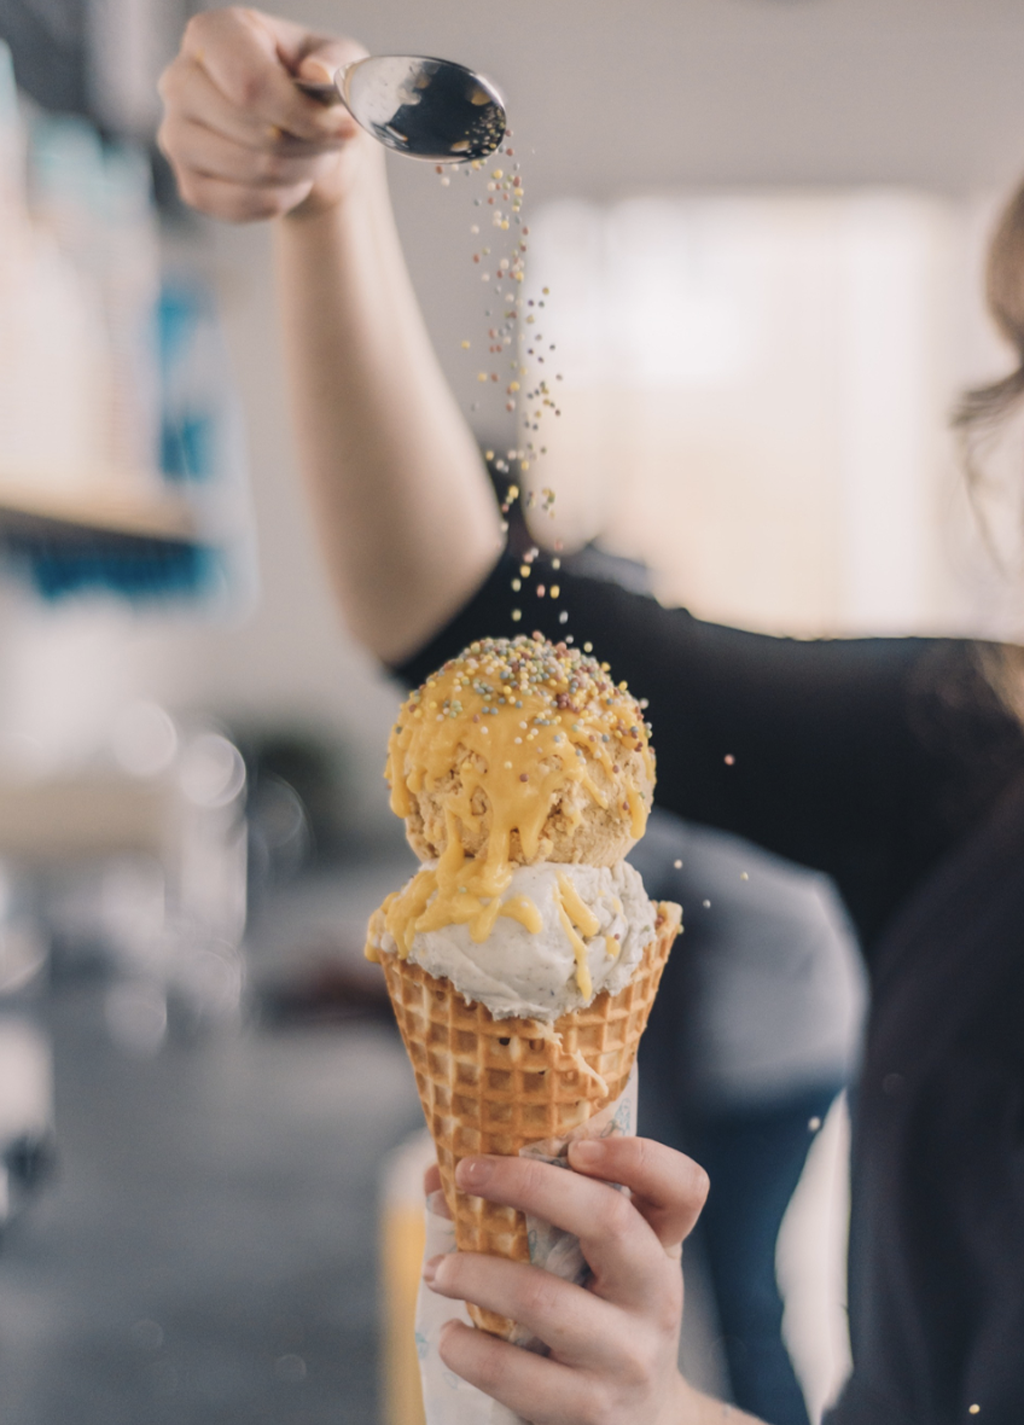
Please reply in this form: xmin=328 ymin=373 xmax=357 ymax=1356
xmin=292 ymin=41 xmax=367 ymax=135
xmin=295 ymin=54 xmax=334 ymax=86
xmin=292 ymin=37 xmax=367 ymax=86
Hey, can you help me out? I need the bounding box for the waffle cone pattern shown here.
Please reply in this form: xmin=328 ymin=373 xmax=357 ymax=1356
xmin=379 ymin=901 xmax=680 ymax=1338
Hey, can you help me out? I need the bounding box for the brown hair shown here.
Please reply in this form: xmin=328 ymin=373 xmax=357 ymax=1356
xmin=953 ymin=180 xmax=1024 ymax=721
xmin=953 ymin=177 xmax=1024 ymax=439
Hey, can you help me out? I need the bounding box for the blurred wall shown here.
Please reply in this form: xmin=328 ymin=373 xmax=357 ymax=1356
xmin=20 ymin=0 xmax=1024 ymax=836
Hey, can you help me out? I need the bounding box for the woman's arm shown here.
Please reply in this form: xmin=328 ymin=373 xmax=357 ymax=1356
xmin=159 ymin=7 xmax=502 ymax=663
xmin=273 ymin=161 xmax=502 ymax=664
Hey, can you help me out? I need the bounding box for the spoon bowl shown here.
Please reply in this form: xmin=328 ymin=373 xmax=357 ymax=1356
xmin=297 ymin=55 xmax=506 ymax=162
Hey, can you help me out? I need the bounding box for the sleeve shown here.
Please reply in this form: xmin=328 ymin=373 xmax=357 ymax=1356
xmin=391 ymin=547 xmax=1012 ymax=949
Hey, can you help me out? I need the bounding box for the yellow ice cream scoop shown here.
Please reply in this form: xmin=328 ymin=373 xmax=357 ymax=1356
xmin=386 ymin=633 xmax=655 ymax=877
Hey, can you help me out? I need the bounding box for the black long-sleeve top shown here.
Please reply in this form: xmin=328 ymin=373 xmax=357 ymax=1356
xmin=396 ymin=548 xmax=1024 ymax=1425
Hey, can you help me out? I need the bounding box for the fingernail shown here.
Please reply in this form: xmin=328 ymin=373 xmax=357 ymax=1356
xmin=456 ymin=1156 xmax=493 ymax=1188
xmin=571 ymin=1139 xmax=605 ymax=1164
xmin=422 ymin=1254 xmax=444 ymax=1285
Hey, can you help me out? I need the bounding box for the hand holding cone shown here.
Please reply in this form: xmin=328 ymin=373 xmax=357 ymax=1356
xmin=366 ymin=635 xmax=681 ymax=1337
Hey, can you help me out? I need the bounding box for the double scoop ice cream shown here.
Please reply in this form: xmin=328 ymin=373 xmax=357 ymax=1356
xmin=366 ymin=633 xmax=681 ymax=1336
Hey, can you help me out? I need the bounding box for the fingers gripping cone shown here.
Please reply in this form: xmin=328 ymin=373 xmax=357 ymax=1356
xmin=379 ymin=901 xmax=680 ymax=1338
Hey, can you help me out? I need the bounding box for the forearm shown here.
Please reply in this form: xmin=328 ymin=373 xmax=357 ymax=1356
xmin=274 ymin=144 xmax=503 ymax=663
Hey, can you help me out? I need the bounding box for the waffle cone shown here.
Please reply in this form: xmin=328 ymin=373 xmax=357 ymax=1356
xmin=378 ymin=900 xmax=680 ymax=1338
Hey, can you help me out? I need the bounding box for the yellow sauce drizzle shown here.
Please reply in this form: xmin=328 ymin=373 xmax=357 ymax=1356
xmin=527 ymin=1021 xmax=610 ymax=1097
xmin=499 ymin=895 xmax=544 ymax=933
xmin=555 ymin=872 xmax=601 ymax=938
xmin=556 ymin=902 xmax=593 ymax=1000
xmin=384 ymin=638 xmax=654 ymax=953
xmin=376 ymin=637 xmax=656 ymax=1003
xmin=626 ymin=786 xmax=647 ymax=841
xmin=371 ymin=865 xmax=544 ymax=959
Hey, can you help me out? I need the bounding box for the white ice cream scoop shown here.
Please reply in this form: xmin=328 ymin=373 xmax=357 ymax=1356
xmin=370 ymin=861 xmax=658 ymax=1022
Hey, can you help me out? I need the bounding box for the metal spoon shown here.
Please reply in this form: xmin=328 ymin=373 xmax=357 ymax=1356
xmin=296 ymin=55 xmax=506 ymax=162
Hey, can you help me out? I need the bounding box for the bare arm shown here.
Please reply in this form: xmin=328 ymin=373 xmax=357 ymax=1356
xmin=158 ymin=6 xmax=501 ymax=663
xmin=274 ymin=161 xmax=502 ymax=663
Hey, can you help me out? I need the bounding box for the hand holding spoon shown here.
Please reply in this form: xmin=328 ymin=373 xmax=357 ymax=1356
xmin=296 ymin=55 xmax=506 ymax=162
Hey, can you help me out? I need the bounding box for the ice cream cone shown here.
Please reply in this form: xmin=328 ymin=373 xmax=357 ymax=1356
xmin=378 ymin=900 xmax=680 ymax=1337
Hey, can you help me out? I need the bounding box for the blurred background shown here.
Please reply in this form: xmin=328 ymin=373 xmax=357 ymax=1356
xmin=1 ymin=1 xmax=1024 ymax=1422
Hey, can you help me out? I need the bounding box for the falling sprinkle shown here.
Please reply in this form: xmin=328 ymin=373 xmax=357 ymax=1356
xmin=673 ymin=859 xmax=683 ymax=869
xmin=724 ymin=753 xmax=736 ymax=766
xmin=702 ymin=900 xmax=711 ymax=909
xmin=808 ymin=1117 xmax=822 ymax=1132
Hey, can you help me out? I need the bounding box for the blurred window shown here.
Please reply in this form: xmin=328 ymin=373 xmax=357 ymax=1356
xmin=524 ymin=193 xmax=974 ymax=637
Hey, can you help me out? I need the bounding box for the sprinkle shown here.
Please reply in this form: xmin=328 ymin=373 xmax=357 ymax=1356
xmin=673 ymin=859 xmax=683 ymax=869
xmin=511 ymin=609 xmax=522 ymax=621
xmin=809 ymin=1117 xmax=822 ymax=1131
xmin=741 ymin=872 xmax=749 ymax=881
xmin=724 ymin=753 xmax=735 ymax=766
xmin=702 ymin=900 xmax=711 ymax=909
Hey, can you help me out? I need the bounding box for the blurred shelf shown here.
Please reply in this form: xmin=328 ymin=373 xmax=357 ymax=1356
xmin=0 ymin=480 xmax=197 ymax=545
xmin=0 ymin=776 xmax=169 ymax=860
